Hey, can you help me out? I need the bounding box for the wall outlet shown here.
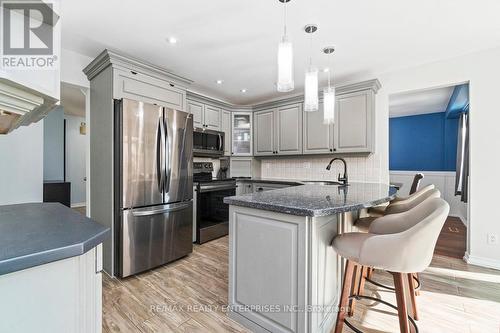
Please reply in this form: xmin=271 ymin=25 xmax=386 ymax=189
xmin=487 ymin=233 xmax=499 ymax=245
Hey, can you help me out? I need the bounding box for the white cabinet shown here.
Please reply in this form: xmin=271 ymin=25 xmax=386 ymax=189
xmin=232 ymin=112 xmax=253 ymax=156
xmin=334 ymin=90 xmax=374 ymax=153
xmin=187 ymin=101 xmax=221 ymax=130
xmin=254 ymin=103 xmax=302 ymax=156
xmin=221 ymin=110 xmax=232 ymax=156
xmin=236 ymin=181 xmax=253 ymax=195
xmin=0 ymin=245 xmax=103 ymax=333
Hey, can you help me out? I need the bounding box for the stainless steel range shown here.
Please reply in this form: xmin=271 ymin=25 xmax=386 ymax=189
xmin=193 ymin=162 xmax=236 ymax=244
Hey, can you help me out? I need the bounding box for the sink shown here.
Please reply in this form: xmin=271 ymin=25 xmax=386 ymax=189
xmin=300 ymin=181 xmax=343 ymax=186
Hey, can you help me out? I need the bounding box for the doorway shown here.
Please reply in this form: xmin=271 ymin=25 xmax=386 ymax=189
xmin=42 ymin=82 xmax=88 ymax=214
xmin=388 ymin=83 xmax=470 ymax=258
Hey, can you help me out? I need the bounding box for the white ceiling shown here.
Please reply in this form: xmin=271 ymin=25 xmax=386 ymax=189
xmin=60 ymin=82 xmax=85 ymax=117
xmin=389 ymin=86 xmax=455 ymax=118
xmin=60 ymin=0 xmax=500 ymax=105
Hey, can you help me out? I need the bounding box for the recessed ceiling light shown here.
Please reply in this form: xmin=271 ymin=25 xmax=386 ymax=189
xmin=323 ymin=68 xmax=330 ymax=73
xmin=216 ymin=80 xmax=223 ymax=85
xmin=167 ymin=37 xmax=177 ymax=44
xmin=240 ymin=89 xmax=247 ymax=93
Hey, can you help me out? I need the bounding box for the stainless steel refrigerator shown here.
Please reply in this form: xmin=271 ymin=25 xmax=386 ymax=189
xmin=115 ymin=98 xmax=193 ymax=278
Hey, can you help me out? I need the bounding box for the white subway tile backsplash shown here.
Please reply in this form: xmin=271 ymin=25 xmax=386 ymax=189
xmin=260 ymin=154 xmax=383 ymax=183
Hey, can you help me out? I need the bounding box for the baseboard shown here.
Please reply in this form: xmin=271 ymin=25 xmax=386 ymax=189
xmin=71 ymin=202 xmax=86 ymax=208
xmin=464 ymin=252 xmax=500 ymax=271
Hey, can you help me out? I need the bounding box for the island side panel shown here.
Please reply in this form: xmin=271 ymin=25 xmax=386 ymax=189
xmin=229 ymin=205 xmax=308 ymax=333
xmin=308 ymin=214 xmax=341 ymax=333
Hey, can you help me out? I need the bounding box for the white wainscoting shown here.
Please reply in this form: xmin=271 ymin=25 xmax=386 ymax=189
xmin=390 ymin=171 xmax=468 ymax=226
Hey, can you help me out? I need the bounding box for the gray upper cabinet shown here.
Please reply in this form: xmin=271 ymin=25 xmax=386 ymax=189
xmin=221 ymin=110 xmax=232 ymax=156
xmin=334 ymin=90 xmax=374 ymax=153
xmin=254 ymin=103 xmax=302 ymax=156
xmin=204 ymin=105 xmax=221 ymax=130
xmin=276 ymin=104 xmax=303 ymax=155
xmin=188 ymin=101 xmax=204 ymax=128
xmin=254 ymin=109 xmax=275 ymax=156
xmin=113 ymin=69 xmax=187 ymax=111
xmin=303 ymin=102 xmax=333 ymax=154
xmin=187 ymin=100 xmax=221 ymax=130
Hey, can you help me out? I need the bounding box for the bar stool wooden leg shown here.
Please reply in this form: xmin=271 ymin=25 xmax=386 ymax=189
xmin=335 ymin=260 xmax=355 ymax=333
xmin=358 ymin=266 xmax=367 ymax=297
xmin=348 ymin=263 xmax=362 ymax=317
xmin=414 ymin=273 xmax=421 ymax=296
xmin=407 ymin=273 xmax=419 ymax=321
xmin=392 ymin=272 xmax=410 ymax=333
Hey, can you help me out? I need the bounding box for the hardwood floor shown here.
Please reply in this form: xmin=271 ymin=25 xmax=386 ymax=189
xmin=102 ymin=236 xmax=500 ymax=333
xmin=435 ymin=216 xmax=467 ymax=259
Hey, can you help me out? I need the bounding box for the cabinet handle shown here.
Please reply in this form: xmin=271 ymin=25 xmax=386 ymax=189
xmin=330 ymin=149 xmax=333 ymax=152
xmin=333 ymin=148 xmax=337 ymax=152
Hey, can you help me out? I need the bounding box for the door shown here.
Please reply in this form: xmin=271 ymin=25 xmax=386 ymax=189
xmin=121 ymin=99 xmax=164 ymax=209
xmin=121 ymin=201 xmax=193 ymax=277
xmin=221 ymin=110 xmax=232 ymax=156
xmin=163 ymin=108 xmax=193 ymax=204
xmin=232 ymin=112 xmax=253 ymax=156
xmin=187 ymin=101 xmax=204 ymax=128
xmin=204 ymin=106 xmax=221 ymax=130
xmin=254 ymin=109 xmax=275 ymax=156
xmin=276 ymin=104 xmax=302 ymax=155
xmin=334 ymin=91 xmax=373 ymax=153
xmin=303 ymin=102 xmax=334 ymax=154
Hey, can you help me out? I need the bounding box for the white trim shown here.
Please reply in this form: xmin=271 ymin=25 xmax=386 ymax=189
xmin=71 ymin=202 xmax=86 ymax=208
xmin=389 ymin=170 xmax=456 ymax=177
xmin=464 ymin=252 xmax=500 ymax=271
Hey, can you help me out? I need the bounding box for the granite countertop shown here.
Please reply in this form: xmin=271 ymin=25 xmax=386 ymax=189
xmin=0 ymin=203 xmax=110 ymax=276
xmin=224 ymin=182 xmax=397 ymax=217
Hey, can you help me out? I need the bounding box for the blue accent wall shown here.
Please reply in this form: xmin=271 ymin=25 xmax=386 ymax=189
xmin=389 ymin=112 xmax=458 ymax=171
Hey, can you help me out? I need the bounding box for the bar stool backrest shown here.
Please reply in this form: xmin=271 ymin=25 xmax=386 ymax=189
xmin=385 ymin=187 xmax=439 ymax=215
xmin=409 ymin=173 xmax=424 ymax=195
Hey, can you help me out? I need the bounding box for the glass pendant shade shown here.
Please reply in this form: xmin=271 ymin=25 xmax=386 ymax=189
xmin=277 ymin=36 xmax=294 ymax=92
xmin=323 ymin=86 xmax=335 ymax=124
xmin=304 ymin=67 xmax=319 ymax=111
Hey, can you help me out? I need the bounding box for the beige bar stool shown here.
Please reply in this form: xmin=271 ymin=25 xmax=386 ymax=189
xmin=332 ymin=198 xmax=450 ymax=333
xmin=355 ymin=185 xmax=439 ymax=232
xmin=369 ymin=173 xmax=425 ymax=217
xmin=350 ymin=188 xmax=442 ymax=318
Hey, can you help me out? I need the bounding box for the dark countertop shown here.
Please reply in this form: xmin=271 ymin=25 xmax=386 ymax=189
xmin=0 ymin=203 xmax=110 ymax=276
xmin=224 ymin=182 xmax=397 ymax=217
xmin=233 ymin=177 xmax=332 ymax=186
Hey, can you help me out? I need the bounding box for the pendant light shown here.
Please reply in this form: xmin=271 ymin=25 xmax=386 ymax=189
xmin=277 ymin=0 xmax=294 ymax=92
xmin=323 ymin=47 xmax=335 ymax=124
xmin=304 ymin=24 xmax=318 ymax=112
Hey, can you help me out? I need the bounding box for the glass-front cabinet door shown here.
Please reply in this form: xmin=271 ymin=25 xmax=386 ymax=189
xmin=232 ymin=112 xmax=253 ymax=156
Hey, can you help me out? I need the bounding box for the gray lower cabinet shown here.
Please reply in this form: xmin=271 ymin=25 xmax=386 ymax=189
xmin=254 ymin=103 xmax=303 ymax=156
xmin=236 ymin=181 xmax=253 ymax=195
xmin=221 ymin=110 xmax=232 ymax=156
xmin=187 ymin=100 xmax=221 ymax=130
xmin=334 ymin=90 xmax=374 ymax=153
xmin=303 ymin=102 xmax=334 ymax=154
xmin=252 ymin=183 xmax=290 ymax=193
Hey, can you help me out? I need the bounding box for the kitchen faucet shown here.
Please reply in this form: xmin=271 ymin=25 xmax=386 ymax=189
xmin=326 ymin=158 xmax=349 ymax=186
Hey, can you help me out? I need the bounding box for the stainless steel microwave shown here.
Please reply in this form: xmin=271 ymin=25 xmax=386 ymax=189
xmin=193 ymin=128 xmax=225 ymax=157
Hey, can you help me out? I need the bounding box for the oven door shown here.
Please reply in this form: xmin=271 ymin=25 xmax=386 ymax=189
xmin=196 ymin=183 xmax=235 ymax=244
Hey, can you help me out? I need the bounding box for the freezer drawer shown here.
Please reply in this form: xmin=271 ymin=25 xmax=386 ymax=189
xmin=120 ymin=201 xmax=193 ymax=278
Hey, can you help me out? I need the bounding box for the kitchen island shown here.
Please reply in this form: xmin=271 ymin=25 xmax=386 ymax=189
xmin=0 ymin=203 xmax=110 ymax=333
xmin=224 ymin=182 xmax=396 ymax=333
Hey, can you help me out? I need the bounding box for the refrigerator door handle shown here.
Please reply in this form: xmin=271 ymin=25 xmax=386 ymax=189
xmin=164 ymin=113 xmax=171 ymax=194
xmin=131 ymin=202 xmax=191 ymax=217
xmin=156 ymin=119 xmax=164 ymax=193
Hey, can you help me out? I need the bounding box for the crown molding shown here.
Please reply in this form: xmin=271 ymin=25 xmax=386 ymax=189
xmin=83 ymin=49 xmax=193 ymax=87
xmin=186 ymin=90 xmax=253 ymax=111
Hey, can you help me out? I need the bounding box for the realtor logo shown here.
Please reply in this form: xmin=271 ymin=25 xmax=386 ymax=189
xmin=0 ymin=0 xmax=59 ymax=69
